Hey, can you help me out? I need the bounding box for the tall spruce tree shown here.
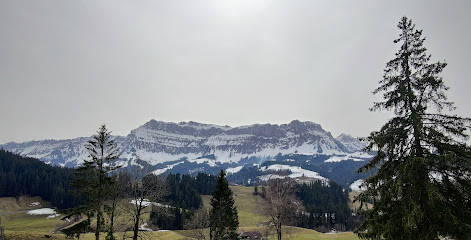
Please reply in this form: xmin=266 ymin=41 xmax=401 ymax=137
xmin=356 ymin=17 xmax=471 ymax=239
xmin=209 ymin=170 xmax=239 ymax=240
xmin=71 ymin=125 xmax=121 ymax=240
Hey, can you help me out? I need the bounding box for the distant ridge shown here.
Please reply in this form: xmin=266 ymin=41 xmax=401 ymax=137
xmin=1 ymin=119 xmax=366 ymax=167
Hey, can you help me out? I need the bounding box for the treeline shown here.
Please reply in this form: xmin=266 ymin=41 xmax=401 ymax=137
xmin=0 ymin=149 xmax=217 ymax=213
xmin=0 ymin=149 xmax=79 ymax=209
xmin=150 ymin=172 xmax=217 ymax=230
xmin=296 ymin=181 xmax=360 ymax=232
xmin=166 ymin=172 xmax=217 ymax=209
xmin=254 ymin=180 xmax=361 ymax=232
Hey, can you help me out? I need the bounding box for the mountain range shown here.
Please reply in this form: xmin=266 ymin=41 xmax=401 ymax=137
xmin=1 ymin=120 xmax=372 ymax=187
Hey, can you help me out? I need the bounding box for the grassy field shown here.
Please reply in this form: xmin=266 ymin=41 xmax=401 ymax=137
xmin=1 ymin=187 xmax=360 ymax=239
xmin=348 ymin=190 xmax=372 ymax=211
xmin=0 ymin=196 xmax=51 ymax=212
xmin=1 ymin=196 xmax=65 ymax=234
xmin=202 ymin=185 xmax=269 ymax=227
xmin=203 ymin=186 xmax=359 ymax=240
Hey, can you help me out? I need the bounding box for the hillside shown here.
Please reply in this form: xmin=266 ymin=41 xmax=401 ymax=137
xmin=0 ymin=186 xmax=359 ymax=239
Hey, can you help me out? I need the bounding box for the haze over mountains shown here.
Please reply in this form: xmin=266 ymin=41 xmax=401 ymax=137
xmin=1 ymin=120 xmax=372 ymax=186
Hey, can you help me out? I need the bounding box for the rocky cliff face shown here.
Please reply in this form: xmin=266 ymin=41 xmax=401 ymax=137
xmin=1 ymin=120 xmax=365 ymax=168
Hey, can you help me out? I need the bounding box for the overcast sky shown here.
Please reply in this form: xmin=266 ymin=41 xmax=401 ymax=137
xmin=1 ymin=1 xmax=470 ymax=143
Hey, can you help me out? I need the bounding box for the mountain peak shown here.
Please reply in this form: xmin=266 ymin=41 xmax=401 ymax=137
xmin=337 ymin=133 xmax=354 ymax=139
xmin=336 ymin=134 xmax=365 ymax=153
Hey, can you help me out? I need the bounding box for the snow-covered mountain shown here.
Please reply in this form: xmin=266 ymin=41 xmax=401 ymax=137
xmin=1 ymin=120 xmax=371 ymax=185
xmin=335 ymin=133 xmax=366 ymax=153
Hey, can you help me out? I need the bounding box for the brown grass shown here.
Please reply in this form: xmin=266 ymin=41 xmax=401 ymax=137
xmin=0 ymin=196 xmax=49 ymax=213
xmin=5 ymin=232 xmax=66 ymax=240
xmin=348 ymin=191 xmax=372 ymax=211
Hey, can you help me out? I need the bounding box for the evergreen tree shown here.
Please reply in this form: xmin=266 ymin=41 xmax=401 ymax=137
xmin=71 ymin=125 xmax=121 ymax=240
xmin=209 ymin=170 xmax=239 ymax=240
xmin=356 ymin=17 xmax=471 ymax=240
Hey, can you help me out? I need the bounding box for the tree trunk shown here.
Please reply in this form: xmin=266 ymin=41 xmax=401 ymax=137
xmin=95 ymin=207 xmax=101 ymax=240
xmin=133 ymin=215 xmax=140 ymax=240
xmin=277 ymin=221 xmax=282 ymax=240
xmin=108 ymin=203 xmax=115 ymax=240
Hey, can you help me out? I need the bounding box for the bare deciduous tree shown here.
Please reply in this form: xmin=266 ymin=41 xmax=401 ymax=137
xmin=122 ymin=165 xmax=168 ymax=240
xmin=184 ymin=207 xmax=209 ymax=240
xmin=262 ymin=178 xmax=303 ymax=240
xmin=105 ymin=173 xmax=127 ymax=240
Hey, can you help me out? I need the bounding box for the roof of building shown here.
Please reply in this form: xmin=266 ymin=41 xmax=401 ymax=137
xmin=239 ymin=231 xmax=262 ymax=239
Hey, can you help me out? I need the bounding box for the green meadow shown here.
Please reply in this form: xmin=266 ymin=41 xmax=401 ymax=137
xmin=0 ymin=186 xmax=359 ymax=239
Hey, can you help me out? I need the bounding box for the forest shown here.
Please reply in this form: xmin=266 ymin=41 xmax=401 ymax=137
xmin=295 ymin=181 xmax=361 ymax=232
xmin=0 ymin=149 xmax=79 ymax=209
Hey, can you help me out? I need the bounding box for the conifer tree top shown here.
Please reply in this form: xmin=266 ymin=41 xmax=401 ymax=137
xmin=356 ymin=16 xmax=471 ymax=240
xmin=209 ymin=170 xmax=239 ymax=240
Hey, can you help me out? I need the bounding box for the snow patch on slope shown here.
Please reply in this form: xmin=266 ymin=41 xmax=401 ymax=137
xmin=259 ymin=174 xmax=287 ymax=182
xmin=188 ymin=157 xmax=218 ymax=167
xmin=336 ymin=134 xmax=365 ymax=152
xmin=260 ymin=164 xmax=327 ymax=181
xmin=324 ymin=152 xmax=372 ymax=163
xmin=226 ymin=166 xmax=243 ymax=174
xmin=152 ymin=161 xmax=185 ymax=175
xmin=350 ymin=179 xmax=366 ymax=191
xmin=136 ymin=150 xmax=199 ymax=165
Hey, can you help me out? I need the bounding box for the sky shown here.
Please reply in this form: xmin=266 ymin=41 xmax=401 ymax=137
xmin=1 ymin=1 xmax=470 ymax=143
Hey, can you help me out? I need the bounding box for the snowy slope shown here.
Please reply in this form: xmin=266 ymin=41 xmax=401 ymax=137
xmin=350 ymin=179 xmax=366 ymax=191
xmin=260 ymin=164 xmax=327 ymax=182
xmin=335 ymin=134 xmax=365 ymax=153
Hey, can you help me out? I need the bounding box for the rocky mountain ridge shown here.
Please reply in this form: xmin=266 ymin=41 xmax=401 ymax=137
xmin=1 ymin=120 xmax=366 ymax=169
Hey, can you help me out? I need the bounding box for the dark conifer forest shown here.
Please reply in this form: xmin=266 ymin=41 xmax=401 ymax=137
xmin=295 ymin=181 xmax=360 ymax=232
xmin=0 ymin=149 xmax=79 ymax=209
xmin=149 ymin=172 xmax=217 ymax=230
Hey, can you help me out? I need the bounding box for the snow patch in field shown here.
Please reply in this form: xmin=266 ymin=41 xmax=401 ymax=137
xmin=130 ymin=199 xmax=152 ymax=207
xmin=139 ymin=223 xmax=153 ymax=231
xmin=350 ymin=179 xmax=366 ymax=191
xmin=27 ymin=208 xmax=56 ymax=215
xmin=226 ymin=166 xmax=243 ymax=174
xmin=130 ymin=200 xmax=173 ymax=209
xmin=30 ymin=202 xmax=41 ymax=207
xmin=46 ymin=214 xmax=61 ymax=219
xmin=27 ymin=208 xmax=60 ymax=218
